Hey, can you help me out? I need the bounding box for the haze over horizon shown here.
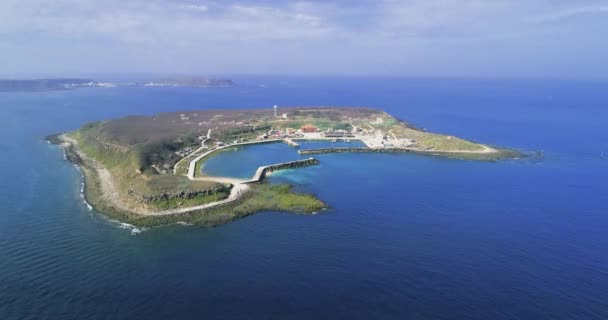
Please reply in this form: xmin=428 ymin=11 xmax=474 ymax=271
xmin=1 ymin=0 xmax=607 ymax=79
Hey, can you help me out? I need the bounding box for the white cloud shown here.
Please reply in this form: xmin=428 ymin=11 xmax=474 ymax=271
xmin=532 ymin=5 xmax=608 ymax=23
xmin=180 ymin=4 xmax=208 ymax=12
xmin=0 ymin=0 xmax=606 ymax=76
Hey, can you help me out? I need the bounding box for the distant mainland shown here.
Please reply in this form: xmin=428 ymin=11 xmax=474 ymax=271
xmin=48 ymin=106 xmax=519 ymax=227
xmin=0 ymin=77 xmax=234 ymax=92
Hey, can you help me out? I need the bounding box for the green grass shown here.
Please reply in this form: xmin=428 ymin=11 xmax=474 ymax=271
xmin=146 ymin=191 xmax=230 ymax=210
xmin=134 ymin=174 xmax=221 ymax=194
xmin=270 ymin=117 xmax=352 ymax=131
xmin=232 ymin=184 xmax=326 ymax=214
xmin=173 ymin=162 xmax=188 ymax=176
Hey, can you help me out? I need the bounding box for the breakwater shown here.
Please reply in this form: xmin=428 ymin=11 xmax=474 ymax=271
xmin=298 ymin=147 xmax=412 ymax=155
xmin=246 ymin=158 xmax=320 ymax=183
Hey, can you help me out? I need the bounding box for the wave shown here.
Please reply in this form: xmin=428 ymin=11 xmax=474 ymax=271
xmin=117 ymin=222 xmax=145 ymax=235
xmin=104 ymin=218 xmax=146 ymax=235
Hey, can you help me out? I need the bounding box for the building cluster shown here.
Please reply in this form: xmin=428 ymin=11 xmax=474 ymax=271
xmin=175 ymin=146 xmax=195 ymax=157
xmin=255 ymin=124 xmax=365 ymax=140
xmin=323 ymin=128 xmax=355 ymax=138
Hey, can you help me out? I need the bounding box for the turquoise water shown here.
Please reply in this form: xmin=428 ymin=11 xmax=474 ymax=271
xmin=1 ymin=77 xmax=608 ymax=319
xmin=202 ymin=140 xmax=364 ymax=179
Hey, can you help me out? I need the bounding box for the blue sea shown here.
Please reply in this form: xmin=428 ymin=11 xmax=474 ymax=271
xmin=1 ymin=77 xmax=607 ymax=319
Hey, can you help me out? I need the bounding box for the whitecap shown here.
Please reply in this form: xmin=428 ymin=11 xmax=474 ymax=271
xmin=117 ymin=222 xmax=145 ymax=235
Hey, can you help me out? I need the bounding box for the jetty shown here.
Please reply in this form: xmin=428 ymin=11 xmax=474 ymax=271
xmin=283 ymin=138 xmax=300 ymax=148
xmin=245 ymin=158 xmax=319 ymax=184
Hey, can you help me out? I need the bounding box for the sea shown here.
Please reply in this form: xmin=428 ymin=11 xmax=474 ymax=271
xmin=1 ymin=77 xmax=607 ymax=319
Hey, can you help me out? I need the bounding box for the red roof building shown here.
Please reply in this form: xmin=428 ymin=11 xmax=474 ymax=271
xmin=301 ymin=125 xmax=319 ymax=133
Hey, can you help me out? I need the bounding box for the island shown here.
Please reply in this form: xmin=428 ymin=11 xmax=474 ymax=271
xmin=141 ymin=78 xmax=234 ymax=87
xmin=48 ymin=107 xmax=518 ymax=227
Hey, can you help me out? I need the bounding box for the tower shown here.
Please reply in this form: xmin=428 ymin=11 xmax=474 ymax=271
xmin=273 ymin=105 xmax=278 ymax=117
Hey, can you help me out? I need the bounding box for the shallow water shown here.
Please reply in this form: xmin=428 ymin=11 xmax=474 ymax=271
xmin=1 ymin=77 xmax=608 ymax=319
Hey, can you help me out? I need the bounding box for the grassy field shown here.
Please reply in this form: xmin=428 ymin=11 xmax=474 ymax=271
xmin=269 ymin=118 xmax=352 ymax=131
xmin=145 ymin=191 xmax=231 ymax=210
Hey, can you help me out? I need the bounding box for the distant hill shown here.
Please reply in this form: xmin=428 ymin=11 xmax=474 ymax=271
xmin=0 ymin=79 xmax=99 ymax=92
xmin=142 ymin=78 xmax=234 ymax=87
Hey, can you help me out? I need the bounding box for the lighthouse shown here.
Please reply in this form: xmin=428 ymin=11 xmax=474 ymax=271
xmin=273 ymin=105 xmax=278 ymax=117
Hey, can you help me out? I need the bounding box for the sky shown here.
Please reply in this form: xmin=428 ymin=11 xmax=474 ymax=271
xmin=0 ymin=0 xmax=607 ymax=78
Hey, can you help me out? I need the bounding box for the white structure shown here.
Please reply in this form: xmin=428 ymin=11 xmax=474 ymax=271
xmin=274 ymin=105 xmax=278 ymax=117
xmin=282 ymin=113 xmax=288 ymax=119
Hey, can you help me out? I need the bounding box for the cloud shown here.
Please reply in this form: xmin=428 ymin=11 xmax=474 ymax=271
xmin=180 ymin=4 xmax=208 ymax=12
xmin=532 ymin=5 xmax=608 ymax=23
xmin=13 ymin=1 xmax=333 ymax=42
xmin=0 ymin=0 xmax=535 ymax=44
xmin=0 ymin=0 xmax=607 ymax=77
